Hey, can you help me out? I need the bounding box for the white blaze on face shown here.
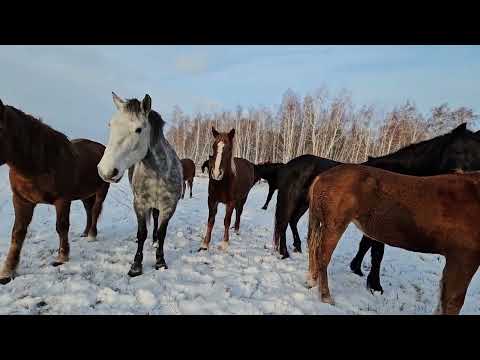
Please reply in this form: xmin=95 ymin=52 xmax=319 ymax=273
xmin=212 ymin=141 xmax=225 ymax=180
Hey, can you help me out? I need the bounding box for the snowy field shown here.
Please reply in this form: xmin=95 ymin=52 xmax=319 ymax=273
xmin=0 ymin=166 xmax=479 ymax=315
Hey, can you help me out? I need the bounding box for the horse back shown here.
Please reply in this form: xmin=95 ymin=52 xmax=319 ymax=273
xmin=233 ymin=157 xmax=256 ymax=199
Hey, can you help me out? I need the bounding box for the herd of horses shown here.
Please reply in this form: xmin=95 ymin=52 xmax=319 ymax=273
xmin=1 ymin=93 xmax=480 ymax=315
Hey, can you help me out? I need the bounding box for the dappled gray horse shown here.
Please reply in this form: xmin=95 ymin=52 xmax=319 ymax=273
xmin=98 ymin=92 xmax=183 ymax=277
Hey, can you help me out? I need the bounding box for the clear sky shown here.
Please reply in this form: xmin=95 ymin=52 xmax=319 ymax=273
xmin=0 ymin=45 xmax=479 ymax=143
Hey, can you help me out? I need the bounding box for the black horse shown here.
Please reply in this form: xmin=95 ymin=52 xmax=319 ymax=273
xmin=255 ymin=123 xmax=480 ymax=293
xmin=201 ymin=156 xmax=212 ymax=174
xmin=254 ymin=162 xmax=284 ymax=210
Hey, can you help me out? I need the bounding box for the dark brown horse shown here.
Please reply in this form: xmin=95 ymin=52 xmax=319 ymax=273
xmin=198 ymin=127 xmax=257 ymax=252
xmin=0 ymin=99 xmax=110 ymax=284
xmin=181 ymin=158 xmax=196 ymax=199
xmin=307 ymin=164 xmax=480 ymax=315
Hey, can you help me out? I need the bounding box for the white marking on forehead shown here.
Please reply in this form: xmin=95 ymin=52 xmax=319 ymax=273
xmin=213 ymin=141 xmax=225 ymax=178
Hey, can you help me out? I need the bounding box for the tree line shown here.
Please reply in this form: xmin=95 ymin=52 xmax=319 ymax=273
xmin=165 ymin=87 xmax=478 ymax=166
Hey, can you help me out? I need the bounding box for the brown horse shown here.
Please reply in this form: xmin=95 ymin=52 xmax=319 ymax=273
xmin=307 ymin=164 xmax=480 ymax=315
xmin=0 ymin=99 xmax=110 ymax=284
xmin=198 ymin=127 xmax=257 ymax=252
xmin=181 ymin=158 xmax=196 ymax=199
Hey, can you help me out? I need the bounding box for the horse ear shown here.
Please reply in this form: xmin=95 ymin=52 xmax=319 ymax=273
xmin=228 ymin=128 xmax=235 ymax=139
xmin=452 ymin=123 xmax=467 ymax=134
xmin=142 ymin=94 xmax=152 ymax=114
xmin=112 ymin=92 xmax=125 ymax=111
xmin=212 ymin=127 xmax=219 ymax=138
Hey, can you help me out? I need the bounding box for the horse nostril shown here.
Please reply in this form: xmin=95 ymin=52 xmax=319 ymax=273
xmin=111 ymin=168 xmax=119 ymax=177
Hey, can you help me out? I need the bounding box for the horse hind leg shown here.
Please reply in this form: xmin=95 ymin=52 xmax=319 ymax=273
xmin=349 ymin=235 xmax=373 ymax=277
xmin=232 ymin=198 xmax=246 ymax=234
xmin=152 ymin=208 xmax=159 ymax=246
xmin=188 ymin=178 xmax=193 ymax=198
xmin=435 ymin=254 xmax=479 ymax=315
xmin=290 ymin=203 xmax=308 ymax=253
xmin=0 ymin=196 xmax=35 ymax=284
xmin=80 ymin=196 xmax=94 ymax=237
xmin=155 ymin=211 xmax=173 ymax=270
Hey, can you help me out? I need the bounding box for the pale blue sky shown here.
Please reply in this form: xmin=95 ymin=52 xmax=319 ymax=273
xmin=0 ymin=45 xmax=479 ymax=143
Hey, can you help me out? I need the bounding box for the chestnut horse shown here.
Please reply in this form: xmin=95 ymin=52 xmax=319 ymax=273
xmin=180 ymin=158 xmax=196 ymax=199
xmin=0 ymin=99 xmax=110 ymax=284
xmin=198 ymin=127 xmax=257 ymax=251
xmin=307 ymin=164 xmax=480 ymax=315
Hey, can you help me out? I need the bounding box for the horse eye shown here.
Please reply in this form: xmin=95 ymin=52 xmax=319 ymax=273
xmin=135 ymin=128 xmax=142 ymax=134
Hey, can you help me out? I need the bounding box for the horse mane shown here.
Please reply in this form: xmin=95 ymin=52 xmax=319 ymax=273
xmin=2 ymin=104 xmax=76 ymax=175
xmin=148 ymin=110 xmax=165 ymax=147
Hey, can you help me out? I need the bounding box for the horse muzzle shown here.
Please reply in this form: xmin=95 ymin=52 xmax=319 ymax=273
xmin=98 ymin=166 xmax=123 ymax=183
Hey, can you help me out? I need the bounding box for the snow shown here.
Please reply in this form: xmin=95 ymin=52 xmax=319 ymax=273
xmin=0 ymin=167 xmax=479 ymax=314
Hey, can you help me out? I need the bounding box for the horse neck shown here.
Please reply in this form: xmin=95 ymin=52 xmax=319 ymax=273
xmin=364 ymin=141 xmax=443 ymax=176
xmin=255 ymin=163 xmax=281 ymax=181
xmin=143 ymin=132 xmax=177 ymax=175
xmin=5 ymin=111 xmax=75 ymax=178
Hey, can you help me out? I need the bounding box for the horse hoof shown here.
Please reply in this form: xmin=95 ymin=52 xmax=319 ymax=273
xmin=155 ymin=263 xmax=168 ymax=270
xmin=350 ymin=261 xmax=364 ymax=277
xmin=261 ymin=206 xmax=267 ymax=210
xmin=321 ymin=295 xmax=335 ymax=305
xmin=217 ymin=242 xmax=229 ymax=251
xmin=198 ymin=247 xmax=208 ymax=252
xmin=293 ymin=247 xmax=302 ymax=253
xmin=280 ymin=252 xmax=290 ymax=260
xmin=51 ymin=260 xmax=65 ymax=267
xmin=80 ymin=233 xmax=88 ymax=238
xmin=128 ymin=268 xmax=143 ymax=277
xmin=0 ymin=277 xmax=12 ymax=285
xmin=367 ymin=278 xmax=384 ymax=295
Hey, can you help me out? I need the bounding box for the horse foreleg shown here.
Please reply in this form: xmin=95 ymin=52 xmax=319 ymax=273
xmin=350 ymin=235 xmax=374 ymax=277
xmin=88 ymin=185 xmax=108 ymax=241
xmin=0 ymin=195 xmax=35 ymax=284
xmin=366 ymin=241 xmax=385 ymax=294
xmin=155 ymin=212 xmax=172 ymax=270
xmin=199 ymin=198 xmax=218 ymax=251
xmin=128 ymin=206 xmax=148 ymax=277
xmin=435 ymin=254 xmax=479 ymax=315
xmin=218 ymin=202 xmax=235 ymax=251
xmin=52 ymin=200 xmax=71 ymax=266
xmin=188 ymin=179 xmax=193 ymax=198
xmin=80 ymin=196 xmax=94 ymax=237
xmin=273 ymin=190 xmax=292 ymax=259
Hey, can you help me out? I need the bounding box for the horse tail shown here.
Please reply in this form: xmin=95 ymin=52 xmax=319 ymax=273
xmin=307 ymin=175 xmax=324 ymax=286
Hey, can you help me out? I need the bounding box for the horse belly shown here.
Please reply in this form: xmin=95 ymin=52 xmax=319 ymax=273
xmin=353 ymin=202 xmax=442 ymax=254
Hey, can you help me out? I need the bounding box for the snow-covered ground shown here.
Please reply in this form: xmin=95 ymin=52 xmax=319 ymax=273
xmin=0 ymin=167 xmax=479 ymax=315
